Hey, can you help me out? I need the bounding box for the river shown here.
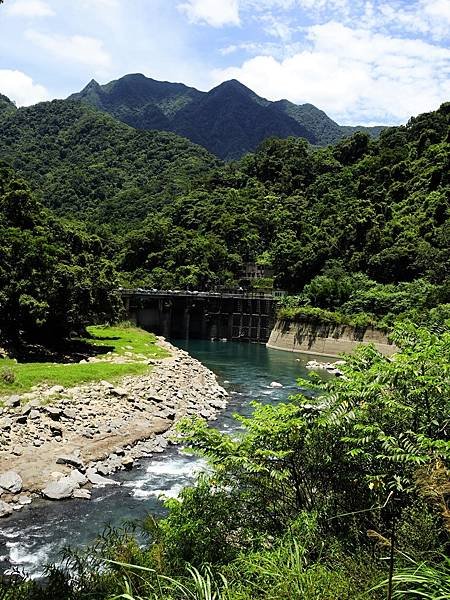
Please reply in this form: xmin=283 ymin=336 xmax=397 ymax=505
xmin=0 ymin=340 xmax=329 ymax=577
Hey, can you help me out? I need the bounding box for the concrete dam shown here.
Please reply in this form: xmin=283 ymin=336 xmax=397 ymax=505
xmin=122 ymin=290 xmax=277 ymax=343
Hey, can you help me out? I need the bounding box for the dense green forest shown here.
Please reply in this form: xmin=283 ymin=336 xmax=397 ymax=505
xmin=0 ymin=98 xmax=448 ymax=340
xmin=0 ymin=164 xmax=121 ymax=345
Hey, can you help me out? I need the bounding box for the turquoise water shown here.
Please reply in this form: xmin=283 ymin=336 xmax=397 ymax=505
xmin=0 ymin=341 xmax=327 ymax=576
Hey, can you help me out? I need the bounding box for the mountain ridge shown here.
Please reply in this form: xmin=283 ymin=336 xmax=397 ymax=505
xmin=69 ymin=73 xmax=386 ymax=159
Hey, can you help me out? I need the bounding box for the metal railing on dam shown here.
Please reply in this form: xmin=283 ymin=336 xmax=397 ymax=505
xmin=121 ymin=289 xmax=281 ymax=343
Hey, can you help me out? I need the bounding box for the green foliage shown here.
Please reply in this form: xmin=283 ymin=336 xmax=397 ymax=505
xmin=0 ymin=98 xmax=448 ymax=306
xmin=0 ymin=99 xmax=217 ymax=226
xmin=0 ymin=164 xmax=122 ymax=342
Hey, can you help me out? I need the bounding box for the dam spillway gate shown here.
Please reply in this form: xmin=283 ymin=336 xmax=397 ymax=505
xmin=122 ymin=290 xmax=277 ymax=343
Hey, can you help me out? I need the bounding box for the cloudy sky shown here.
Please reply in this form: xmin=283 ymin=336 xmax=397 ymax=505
xmin=0 ymin=0 xmax=449 ymax=125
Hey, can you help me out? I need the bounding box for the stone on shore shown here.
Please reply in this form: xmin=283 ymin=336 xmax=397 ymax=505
xmin=0 ymin=470 xmax=23 ymax=494
xmin=56 ymin=455 xmax=84 ymax=470
xmin=0 ymin=500 xmax=13 ymax=517
xmin=42 ymin=477 xmax=78 ymax=500
xmin=73 ymin=488 xmax=91 ymax=500
xmin=86 ymin=468 xmax=119 ymax=486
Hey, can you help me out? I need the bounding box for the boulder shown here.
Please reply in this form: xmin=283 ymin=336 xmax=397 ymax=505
xmin=68 ymin=470 xmax=88 ymax=486
xmin=86 ymin=468 xmax=119 ymax=486
xmin=0 ymin=471 xmax=22 ymax=494
xmin=44 ymin=406 xmax=62 ymax=420
xmin=18 ymin=495 xmax=32 ymax=505
xmin=62 ymin=408 xmax=77 ymax=420
xmin=121 ymin=456 xmax=134 ymax=470
xmin=42 ymin=477 xmax=77 ymax=500
xmin=4 ymin=395 xmax=20 ymax=408
xmin=110 ymin=387 xmax=128 ymax=397
xmin=0 ymin=500 xmax=13 ymax=517
xmin=72 ymin=488 xmax=91 ymax=500
xmin=56 ymin=454 xmax=84 ymax=470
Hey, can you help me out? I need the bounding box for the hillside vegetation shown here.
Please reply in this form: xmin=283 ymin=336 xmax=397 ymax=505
xmin=0 ymin=99 xmax=448 ymax=334
xmin=0 ymin=99 xmax=217 ymax=225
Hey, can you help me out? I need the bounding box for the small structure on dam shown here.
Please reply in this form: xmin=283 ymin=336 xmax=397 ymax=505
xmin=121 ymin=289 xmax=278 ymax=343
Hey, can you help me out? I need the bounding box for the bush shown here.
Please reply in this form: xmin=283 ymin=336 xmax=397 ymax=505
xmin=0 ymin=366 xmax=15 ymax=384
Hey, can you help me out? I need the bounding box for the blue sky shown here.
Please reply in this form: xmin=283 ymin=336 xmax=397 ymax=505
xmin=0 ymin=0 xmax=449 ymax=125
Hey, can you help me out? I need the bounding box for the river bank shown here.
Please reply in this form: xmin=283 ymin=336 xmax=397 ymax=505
xmin=1 ymin=340 xmax=315 ymax=576
xmin=0 ymin=337 xmax=228 ymax=514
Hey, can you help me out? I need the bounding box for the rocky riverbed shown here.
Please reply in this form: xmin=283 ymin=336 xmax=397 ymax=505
xmin=0 ymin=338 xmax=228 ymax=515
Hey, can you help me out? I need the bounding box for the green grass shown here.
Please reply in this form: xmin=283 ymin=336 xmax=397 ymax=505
xmin=84 ymin=324 xmax=169 ymax=359
xmin=0 ymin=324 xmax=169 ymax=400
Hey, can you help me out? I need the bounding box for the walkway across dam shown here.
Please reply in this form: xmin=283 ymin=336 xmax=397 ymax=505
xmin=121 ymin=289 xmax=279 ymax=343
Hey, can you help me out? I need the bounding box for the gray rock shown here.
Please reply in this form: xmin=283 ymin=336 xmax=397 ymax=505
xmin=68 ymin=470 xmax=88 ymax=486
xmin=49 ymin=385 xmax=64 ymax=394
xmin=72 ymin=488 xmax=91 ymax=500
xmin=42 ymin=477 xmax=77 ymax=500
xmin=56 ymin=455 xmax=84 ymax=470
xmin=50 ymin=424 xmax=63 ymax=436
xmin=18 ymin=495 xmax=32 ymax=505
xmin=44 ymin=406 xmax=62 ymax=420
xmin=0 ymin=471 xmax=22 ymax=494
xmin=121 ymin=457 xmax=134 ymax=470
xmin=62 ymin=409 xmax=77 ymax=420
xmin=0 ymin=417 xmax=12 ymax=431
xmin=100 ymin=380 xmax=114 ymax=389
xmin=0 ymin=500 xmax=13 ymax=517
xmin=29 ymin=409 xmax=41 ymax=420
xmin=4 ymin=395 xmax=20 ymax=408
xmin=110 ymin=387 xmax=128 ymax=397
xmin=86 ymin=469 xmax=120 ymax=486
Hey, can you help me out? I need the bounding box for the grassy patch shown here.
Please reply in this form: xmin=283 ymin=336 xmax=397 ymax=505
xmin=84 ymin=324 xmax=169 ymax=359
xmin=0 ymin=325 xmax=169 ymax=399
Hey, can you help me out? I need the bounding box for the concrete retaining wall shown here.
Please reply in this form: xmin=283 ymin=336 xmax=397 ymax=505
xmin=266 ymin=319 xmax=397 ymax=357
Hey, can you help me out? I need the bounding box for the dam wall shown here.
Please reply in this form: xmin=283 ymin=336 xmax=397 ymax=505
xmin=266 ymin=319 xmax=397 ymax=357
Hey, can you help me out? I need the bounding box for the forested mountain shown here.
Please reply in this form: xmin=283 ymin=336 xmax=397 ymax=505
xmin=115 ymin=103 xmax=449 ymax=304
xmin=69 ymin=73 xmax=385 ymax=158
xmin=0 ymin=98 xmax=217 ymax=224
xmin=0 ymin=94 xmax=448 ymax=331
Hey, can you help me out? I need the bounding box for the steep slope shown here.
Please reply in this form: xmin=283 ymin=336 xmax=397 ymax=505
xmin=70 ymin=73 xmax=202 ymax=130
xmin=0 ymin=99 xmax=217 ymax=225
xmin=171 ymin=80 xmax=314 ymax=159
xmin=69 ymin=74 xmax=385 ymax=159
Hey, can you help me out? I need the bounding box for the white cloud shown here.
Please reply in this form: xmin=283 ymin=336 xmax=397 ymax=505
xmin=178 ymin=0 xmax=240 ymax=27
xmin=5 ymin=0 xmax=55 ymax=18
xmin=25 ymin=31 xmax=112 ymax=70
xmin=212 ymin=21 xmax=450 ymax=124
xmin=379 ymin=0 xmax=450 ymax=40
xmin=0 ymin=69 xmax=50 ymax=105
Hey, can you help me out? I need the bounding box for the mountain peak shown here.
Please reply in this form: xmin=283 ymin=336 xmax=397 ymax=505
xmin=68 ymin=73 xmax=386 ymax=159
xmin=85 ymin=78 xmax=100 ymax=89
xmin=211 ymin=79 xmax=257 ymax=95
